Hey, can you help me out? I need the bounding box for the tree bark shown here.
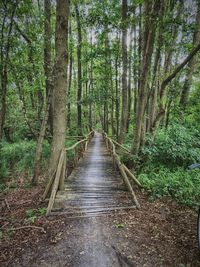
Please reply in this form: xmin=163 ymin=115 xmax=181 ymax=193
xmin=0 ymin=2 xmax=17 ymax=139
xmin=14 ymin=22 xmax=36 ymax=111
xmin=180 ymin=0 xmax=200 ymax=109
xmin=127 ymin=27 xmax=134 ymax=133
xmin=75 ymin=4 xmax=82 ymax=136
xmin=44 ymin=0 xmax=53 ymax=134
xmin=118 ymin=0 xmax=128 ymax=143
xmin=48 ymin=0 xmax=69 ymax=178
xmin=67 ymin=52 xmax=73 ymax=134
xmin=151 ymin=41 xmax=200 ymax=132
xmin=11 ymin=66 xmax=36 ymax=139
xmin=88 ymin=34 xmax=93 ymax=131
xmin=131 ymin=0 xmax=160 ymax=154
xmin=115 ymin=50 xmax=120 ymax=139
xmin=67 ymin=19 xmax=73 ymax=134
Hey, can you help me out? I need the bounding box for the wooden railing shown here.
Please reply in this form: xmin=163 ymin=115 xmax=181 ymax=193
xmin=102 ymin=132 xmax=141 ymax=209
xmin=45 ymin=130 xmax=94 ymax=215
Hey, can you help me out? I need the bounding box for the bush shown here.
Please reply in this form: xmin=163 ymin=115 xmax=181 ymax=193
xmin=0 ymin=140 xmax=50 ymax=178
xmin=142 ymin=124 xmax=200 ymax=167
xmin=138 ymin=165 xmax=200 ymax=207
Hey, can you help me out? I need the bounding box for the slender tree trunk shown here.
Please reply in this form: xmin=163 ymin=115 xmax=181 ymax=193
xmin=132 ymin=0 xmax=159 ymax=155
xmin=0 ymin=3 xmax=16 ymax=139
xmin=151 ymin=42 xmax=200 ymax=132
xmin=31 ymin=0 xmax=54 ymax=185
xmin=11 ymin=66 xmax=36 ymax=139
xmin=44 ymin=0 xmax=53 ymax=134
xmin=133 ymin=19 xmax=137 ymax=123
xmin=118 ymin=0 xmax=128 ymax=143
xmin=105 ymin=30 xmax=115 ymax=135
xmin=67 ymin=54 xmax=73 ymax=134
xmin=67 ymin=20 xmax=73 ymax=134
xmin=88 ymin=34 xmax=93 ymax=131
xmin=146 ymin=1 xmax=165 ymax=132
xmin=137 ymin=4 xmax=142 ymax=93
xmin=165 ymin=98 xmax=172 ymax=130
xmin=180 ymin=1 xmax=200 ymax=109
xmin=32 ymin=88 xmax=54 ymax=185
xmin=75 ymin=4 xmax=82 ymax=136
xmin=48 ymin=0 xmax=69 ymax=178
xmin=14 ymin=22 xmax=36 ymax=111
xmin=127 ymin=28 xmax=134 ymax=133
xmin=131 ymin=0 xmax=160 ymax=154
xmin=115 ymin=55 xmax=119 ymax=139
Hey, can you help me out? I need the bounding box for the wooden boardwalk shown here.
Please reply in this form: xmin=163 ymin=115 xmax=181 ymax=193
xmin=51 ymin=132 xmax=135 ymax=216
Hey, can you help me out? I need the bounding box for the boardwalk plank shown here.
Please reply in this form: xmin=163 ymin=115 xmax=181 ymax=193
xmin=51 ymin=132 xmax=135 ymax=216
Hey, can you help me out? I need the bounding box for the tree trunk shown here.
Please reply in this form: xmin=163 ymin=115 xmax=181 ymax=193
xmin=32 ymin=88 xmax=54 ymax=185
xmin=67 ymin=20 xmax=73 ymax=134
xmin=151 ymin=41 xmax=200 ymax=132
xmin=44 ymin=0 xmax=53 ymax=134
xmin=14 ymin=22 xmax=36 ymax=111
xmin=67 ymin=54 xmax=73 ymax=134
xmin=180 ymin=0 xmax=200 ymax=109
xmin=146 ymin=1 xmax=165 ymax=132
xmin=118 ymin=0 xmax=128 ymax=144
xmin=115 ymin=54 xmax=120 ymax=139
xmin=11 ymin=66 xmax=36 ymax=139
xmin=88 ymin=34 xmax=93 ymax=131
xmin=131 ymin=0 xmax=160 ymax=154
xmin=0 ymin=3 xmax=16 ymax=139
xmin=48 ymin=0 xmax=69 ymax=178
xmin=127 ymin=27 xmax=134 ymax=133
xmin=75 ymin=4 xmax=82 ymax=136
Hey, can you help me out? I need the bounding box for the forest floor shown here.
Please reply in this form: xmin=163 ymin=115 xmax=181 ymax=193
xmin=0 ymin=185 xmax=199 ymax=267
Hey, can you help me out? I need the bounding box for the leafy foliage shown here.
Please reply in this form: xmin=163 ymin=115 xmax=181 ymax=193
xmin=138 ymin=165 xmax=200 ymax=207
xmin=25 ymin=207 xmax=47 ymax=223
xmin=0 ymin=140 xmax=50 ymax=178
xmin=186 ymin=83 xmax=200 ymax=130
xmin=135 ymin=124 xmax=200 ymax=207
xmin=142 ymin=124 xmax=200 ymax=167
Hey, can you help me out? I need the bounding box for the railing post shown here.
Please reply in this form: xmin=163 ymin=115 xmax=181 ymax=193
xmin=74 ymin=147 xmax=78 ymax=166
xmin=46 ymin=150 xmax=65 ymax=215
xmin=59 ymin=150 xmax=66 ymax=190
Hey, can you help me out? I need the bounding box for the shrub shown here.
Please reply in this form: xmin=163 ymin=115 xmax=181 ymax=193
xmin=138 ymin=165 xmax=200 ymax=207
xmin=0 ymin=140 xmax=50 ymax=178
xmin=142 ymin=124 xmax=200 ymax=167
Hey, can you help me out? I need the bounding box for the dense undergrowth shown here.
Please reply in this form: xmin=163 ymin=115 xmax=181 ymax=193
xmin=0 ymin=138 xmax=77 ymax=186
xmin=1 ymin=122 xmax=200 ymax=208
xmin=137 ymin=124 xmax=200 ymax=207
xmin=0 ymin=140 xmax=50 ymax=179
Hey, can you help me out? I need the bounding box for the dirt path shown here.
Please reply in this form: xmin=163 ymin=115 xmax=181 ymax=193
xmin=11 ymin=197 xmax=200 ymax=267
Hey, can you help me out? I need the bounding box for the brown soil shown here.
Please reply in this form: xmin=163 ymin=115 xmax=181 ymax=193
xmin=0 ymin=186 xmax=200 ymax=267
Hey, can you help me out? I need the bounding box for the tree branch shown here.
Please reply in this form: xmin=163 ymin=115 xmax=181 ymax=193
xmin=14 ymin=20 xmax=32 ymax=44
xmin=160 ymin=42 xmax=200 ymax=98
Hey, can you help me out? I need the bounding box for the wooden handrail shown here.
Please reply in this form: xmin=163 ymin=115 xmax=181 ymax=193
xmin=65 ymin=130 xmax=94 ymax=151
xmin=65 ymin=139 xmax=87 ymax=151
xmin=65 ymin=135 xmax=84 ymax=138
xmin=45 ymin=130 xmax=94 ymax=215
xmin=46 ymin=149 xmax=65 ymax=215
xmin=102 ymin=131 xmax=141 ymax=209
xmin=103 ymin=132 xmax=131 ymax=154
xmin=111 ymin=139 xmax=131 ymax=154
